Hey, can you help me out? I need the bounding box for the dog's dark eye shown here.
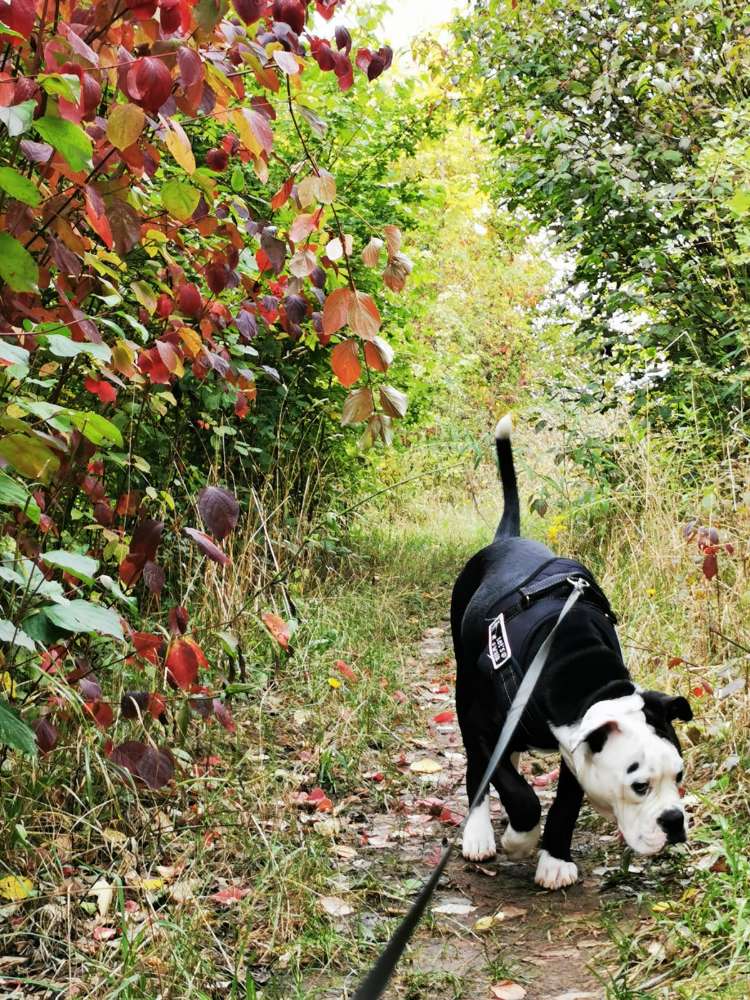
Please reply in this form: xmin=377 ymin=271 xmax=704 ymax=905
xmin=676 ymin=770 xmax=683 ymax=785
xmin=632 ymin=781 xmax=650 ymax=796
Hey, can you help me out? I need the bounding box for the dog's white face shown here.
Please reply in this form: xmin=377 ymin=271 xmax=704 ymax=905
xmin=554 ymin=692 xmax=688 ymax=855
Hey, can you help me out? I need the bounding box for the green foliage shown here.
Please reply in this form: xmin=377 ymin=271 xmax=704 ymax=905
xmin=0 ymin=0 xmax=436 ymax=766
xmin=456 ymin=0 xmax=750 ymax=444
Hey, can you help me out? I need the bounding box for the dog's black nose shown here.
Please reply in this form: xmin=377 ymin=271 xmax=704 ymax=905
xmin=658 ymin=808 xmax=686 ymax=844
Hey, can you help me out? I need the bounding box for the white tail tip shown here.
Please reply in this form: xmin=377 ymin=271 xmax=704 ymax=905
xmin=494 ymin=414 xmax=513 ymax=440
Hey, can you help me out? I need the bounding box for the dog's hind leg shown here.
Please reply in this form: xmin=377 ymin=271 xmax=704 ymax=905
xmin=535 ymin=759 xmax=583 ymax=889
xmin=492 ymin=756 xmax=542 ymax=860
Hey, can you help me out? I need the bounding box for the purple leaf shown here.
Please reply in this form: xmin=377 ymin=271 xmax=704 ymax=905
xmin=33 ymin=718 xmax=58 ymax=753
xmin=136 ymin=746 xmax=174 ymax=789
xmin=196 ymin=486 xmax=239 ymax=540
xmin=184 ymin=527 xmax=230 ymax=565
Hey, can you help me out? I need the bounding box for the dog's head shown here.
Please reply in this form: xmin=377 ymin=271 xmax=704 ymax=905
xmin=564 ymin=685 xmax=692 ymax=855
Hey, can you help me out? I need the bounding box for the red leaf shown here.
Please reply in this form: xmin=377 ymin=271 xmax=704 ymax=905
xmin=0 ymin=0 xmax=34 ymax=46
xmin=213 ymin=698 xmax=236 ymax=733
xmin=233 ymin=0 xmax=266 ymax=24
xmin=132 ymin=632 xmax=164 ymax=665
xmin=432 ymin=710 xmax=455 ymax=724
xmin=438 ymin=807 xmax=462 ymax=826
xmin=331 ymin=338 xmax=361 ymax=387
xmin=84 ymin=185 xmax=114 ymax=250
xmin=322 ymin=287 xmax=353 ymax=336
xmin=197 ymin=486 xmax=240 ymax=540
xmin=261 ymin=611 xmax=290 ymax=650
xmin=702 ymin=552 xmax=718 ymax=580
xmin=210 ymin=885 xmax=250 ymax=905
xmin=166 ymin=639 xmax=200 ymax=690
xmin=168 ymin=606 xmax=189 ymax=635
xmin=119 ymin=552 xmax=146 ymax=587
xmin=126 ymin=56 xmax=173 ymax=112
xmin=335 ymin=659 xmax=357 ymax=682
xmin=130 ymin=518 xmax=164 ymax=561
xmin=108 ymin=740 xmax=147 ymax=774
xmin=392 ymin=690 xmax=407 ymax=704
xmin=184 ymin=527 xmax=230 ymax=565
xmin=93 ymin=926 xmax=117 ymax=942
xmin=148 ymin=692 xmax=167 ymax=720
xmin=84 ymin=377 xmax=117 ymax=404
xmin=85 ymin=701 xmax=114 ymax=730
xmin=271 ymin=177 xmax=293 ymax=210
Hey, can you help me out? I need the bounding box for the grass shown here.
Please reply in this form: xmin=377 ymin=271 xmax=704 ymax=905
xmin=0 ymin=492 xmax=489 ymax=998
xmin=518 ymin=412 xmax=750 ymax=1000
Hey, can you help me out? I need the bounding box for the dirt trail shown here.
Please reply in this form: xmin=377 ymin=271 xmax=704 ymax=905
xmin=331 ymin=624 xmax=644 ymax=1000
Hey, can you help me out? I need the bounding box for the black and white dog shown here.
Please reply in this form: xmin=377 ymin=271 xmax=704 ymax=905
xmin=452 ymin=416 xmax=692 ymax=890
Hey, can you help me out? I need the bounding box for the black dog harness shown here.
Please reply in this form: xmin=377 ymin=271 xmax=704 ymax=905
xmin=479 ymin=557 xmax=621 ymax=750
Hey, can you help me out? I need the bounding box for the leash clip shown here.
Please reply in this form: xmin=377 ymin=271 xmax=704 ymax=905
xmin=567 ymin=575 xmax=590 ymax=593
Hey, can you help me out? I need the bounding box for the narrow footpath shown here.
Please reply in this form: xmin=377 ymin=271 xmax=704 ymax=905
xmin=317 ymin=620 xmax=663 ymax=999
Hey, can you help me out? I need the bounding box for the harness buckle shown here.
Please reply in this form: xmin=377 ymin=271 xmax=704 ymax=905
xmin=567 ymin=575 xmax=590 ymax=593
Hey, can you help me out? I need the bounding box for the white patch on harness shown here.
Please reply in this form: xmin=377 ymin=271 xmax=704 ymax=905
xmin=488 ymin=612 xmax=512 ymax=670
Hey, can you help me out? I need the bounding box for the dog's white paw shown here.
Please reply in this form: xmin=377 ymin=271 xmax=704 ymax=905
xmin=501 ymin=821 xmax=541 ymax=860
xmin=462 ymin=798 xmax=496 ymax=861
xmin=535 ymin=849 xmax=578 ymax=890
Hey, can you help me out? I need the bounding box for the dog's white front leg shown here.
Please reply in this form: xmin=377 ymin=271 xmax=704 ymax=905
xmin=462 ymin=796 xmax=496 ymax=861
xmin=535 ymin=849 xmax=578 ymax=890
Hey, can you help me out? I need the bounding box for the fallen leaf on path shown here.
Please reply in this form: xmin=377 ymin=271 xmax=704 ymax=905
xmin=210 ymin=886 xmax=250 ymax=905
xmin=319 ymin=895 xmax=354 ymax=917
xmin=475 ymin=915 xmax=495 ymax=932
xmin=531 ymin=767 xmax=559 ymax=787
xmin=392 ymin=690 xmax=407 ymax=704
xmin=306 ymin=787 xmax=333 ymax=812
xmin=92 ymin=926 xmax=117 ymax=942
xmin=0 ymin=876 xmax=34 ymax=901
xmin=439 ymin=807 xmax=462 ymax=825
xmin=433 ymin=898 xmax=476 ymax=915
xmin=333 ymin=844 xmax=357 ymax=861
xmin=475 ymin=907 xmax=526 ymax=931
xmin=432 ymin=710 xmax=455 ymax=723
xmin=169 ymin=880 xmax=199 ymax=903
xmin=102 ymin=828 xmax=129 ymax=847
xmin=410 ymin=758 xmax=442 ymax=774
xmin=89 ymin=877 xmax=113 ymax=917
xmin=491 ymin=983 xmax=527 ymax=999
xmin=135 ymin=877 xmax=164 ymax=892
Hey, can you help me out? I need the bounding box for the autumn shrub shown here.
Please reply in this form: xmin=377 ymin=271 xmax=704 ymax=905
xmin=0 ymin=0 xmax=436 ymax=779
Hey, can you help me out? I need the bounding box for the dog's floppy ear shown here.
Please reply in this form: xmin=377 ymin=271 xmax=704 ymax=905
xmin=570 ymin=701 xmax=626 ymax=753
xmin=643 ymin=691 xmax=693 ymax=723
xmin=580 ymin=719 xmax=621 ymax=754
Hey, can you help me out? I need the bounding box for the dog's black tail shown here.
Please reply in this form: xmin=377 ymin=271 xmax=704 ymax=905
xmin=494 ymin=414 xmax=520 ymax=538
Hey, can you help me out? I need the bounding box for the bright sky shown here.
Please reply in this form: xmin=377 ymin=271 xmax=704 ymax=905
xmin=380 ymin=0 xmax=469 ymax=51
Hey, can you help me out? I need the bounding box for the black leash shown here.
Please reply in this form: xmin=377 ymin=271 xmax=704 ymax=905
xmin=352 ymin=578 xmax=588 ymax=1000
